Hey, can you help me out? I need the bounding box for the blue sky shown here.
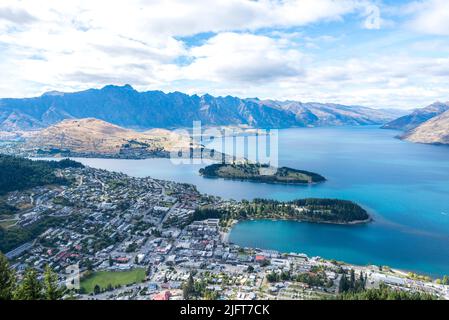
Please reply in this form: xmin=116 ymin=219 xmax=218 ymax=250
xmin=0 ymin=0 xmax=449 ymax=109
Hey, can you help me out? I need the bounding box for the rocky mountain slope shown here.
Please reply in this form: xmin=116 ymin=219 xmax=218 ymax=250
xmin=401 ymin=109 xmax=449 ymax=145
xmin=0 ymin=85 xmax=402 ymax=131
xmin=382 ymin=102 xmax=449 ymax=131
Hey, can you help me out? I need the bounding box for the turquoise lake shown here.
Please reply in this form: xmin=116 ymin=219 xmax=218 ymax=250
xmin=69 ymin=126 xmax=449 ymax=276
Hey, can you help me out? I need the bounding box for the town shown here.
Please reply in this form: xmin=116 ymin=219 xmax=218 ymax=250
xmin=2 ymin=165 xmax=449 ymax=300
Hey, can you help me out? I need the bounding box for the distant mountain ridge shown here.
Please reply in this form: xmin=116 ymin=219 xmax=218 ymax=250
xmin=382 ymin=102 xmax=449 ymax=131
xmin=382 ymin=101 xmax=449 ymax=146
xmin=401 ymin=109 xmax=449 ymax=145
xmin=0 ymin=84 xmax=403 ymax=132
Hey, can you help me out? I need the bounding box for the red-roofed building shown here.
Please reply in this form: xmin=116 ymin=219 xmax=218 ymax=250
xmin=114 ymin=257 xmax=130 ymax=263
xmin=153 ymin=291 xmax=171 ymax=300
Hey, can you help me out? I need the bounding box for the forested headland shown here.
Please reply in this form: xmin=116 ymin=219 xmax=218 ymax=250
xmin=192 ymin=198 xmax=371 ymax=226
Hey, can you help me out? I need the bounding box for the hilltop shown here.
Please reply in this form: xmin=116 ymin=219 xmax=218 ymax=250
xmin=382 ymin=102 xmax=449 ymax=131
xmin=0 ymin=155 xmax=83 ymax=195
xmin=382 ymin=101 xmax=449 ymax=146
xmin=401 ymin=109 xmax=449 ymax=145
xmin=19 ymin=118 xmax=192 ymax=158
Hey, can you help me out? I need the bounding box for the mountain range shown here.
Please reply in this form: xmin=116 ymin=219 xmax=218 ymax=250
xmin=400 ymin=109 xmax=449 ymax=145
xmin=382 ymin=102 xmax=449 ymax=131
xmin=382 ymin=101 xmax=449 ymax=145
xmin=0 ymin=84 xmax=404 ymax=132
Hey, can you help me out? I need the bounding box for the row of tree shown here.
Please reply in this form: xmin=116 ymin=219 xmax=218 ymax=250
xmin=338 ymin=269 xmax=366 ymax=293
xmin=338 ymin=283 xmax=436 ymax=300
xmin=266 ymin=269 xmax=334 ymax=288
xmin=0 ymin=252 xmax=63 ymax=300
xmin=337 ymin=269 xmax=436 ymax=300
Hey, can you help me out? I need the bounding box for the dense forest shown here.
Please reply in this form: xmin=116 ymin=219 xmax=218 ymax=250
xmin=0 ymin=202 xmax=17 ymax=216
xmin=192 ymin=198 xmax=370 ymax=225
xmin=338 ymin=283 xmax=435 ymax=300
xmin=0 ymin=155 xmax=83 ymax=195
xmin=0 ymin=216 xmax=67 ymax=253
xmin=199 ymin=163 xmax=326 ymax=184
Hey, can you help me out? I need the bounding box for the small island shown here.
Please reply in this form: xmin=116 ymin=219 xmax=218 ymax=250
xmin=199 ymin=163 xmax=326 ymax=184
xmin=193 ymin=198 xmax=372 ymax=226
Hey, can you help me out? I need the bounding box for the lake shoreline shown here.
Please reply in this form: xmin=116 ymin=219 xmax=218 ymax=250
xmin=200 ymin=175 xmax=326 ymax=186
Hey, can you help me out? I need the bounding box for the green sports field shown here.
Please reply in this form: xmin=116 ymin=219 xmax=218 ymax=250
xmin=80 ymin=268 xmax=146 ymax=293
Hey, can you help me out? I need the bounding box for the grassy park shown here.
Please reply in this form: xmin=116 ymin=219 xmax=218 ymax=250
xmin=80 ymin=268 xmax=146 ymax=294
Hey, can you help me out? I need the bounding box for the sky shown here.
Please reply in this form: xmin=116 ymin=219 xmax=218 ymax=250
xmin=0 ymin=0 xmax=449 ymax=109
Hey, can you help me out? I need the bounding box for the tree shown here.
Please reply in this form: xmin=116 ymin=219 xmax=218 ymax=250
xmin=355 ymin=272 xmax=366 ymax=292
xmin=349 ymin=269 xmax=356 ymax=289
xmin=14 ymin=267 xmax=43 ymax=300
xmin=204 ymin=290 xmax=219 ymax=300
xmin=183 ymin=273 xmax=195 ymax=299
xmin=266 ymin=271 xmax=279 ymax=283
xmin=0 ymin=252 xmax=16 ymax=300
xmin=339 ymin=274 xmax=349 ymax=293
xmin=93 ymin=284 xmax=101 ymax=295
xmin=83 ymin=259 xmax=94 ymax=271
xmin=260 ymin=260 xmax=270 ymax=267
xmin=43 ymin=265 xmax=62 ymax=300
xmin=280 ymin=271 xmax=291 ymax=281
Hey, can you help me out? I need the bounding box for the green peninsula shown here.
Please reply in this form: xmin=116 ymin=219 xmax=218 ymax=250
xmin=193 ymin=198 xmax=371 ymax=226
xmin=199 ymin=163 xmax=326 ymax=184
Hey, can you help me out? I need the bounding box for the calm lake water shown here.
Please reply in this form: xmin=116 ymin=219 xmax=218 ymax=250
xmin=69 ymin=126 xmax=449 ymax=276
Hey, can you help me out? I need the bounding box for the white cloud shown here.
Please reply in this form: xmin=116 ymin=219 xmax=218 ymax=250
xmin=133 ymin=0 xmax=369 ymax=36
xmin=0 ymin=0 xmax=378 ymax=96
xmin=0 ymin=0 xmax=376 ymax=37
xmin=182 ymin=32 xmax=303 ymax=83
xmin=0 ymin=6 xmax=36 ymax=24
xmin=405 ymin=0 xmax=449 ymax=35
xmin=0 ymin=0 xmax=447 ymax=110
xmin=277 ymin=55 xmax=449 ymax=108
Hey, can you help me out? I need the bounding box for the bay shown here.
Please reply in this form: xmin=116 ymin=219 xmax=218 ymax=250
xmin=67 ymin=126 xmax=449 ymax=276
